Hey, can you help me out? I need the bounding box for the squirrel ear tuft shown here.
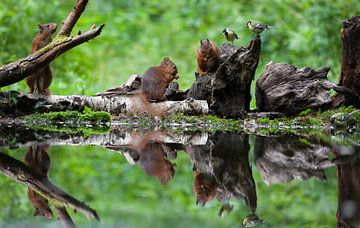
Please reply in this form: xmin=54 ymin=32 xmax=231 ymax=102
xmin=200 ymin=40 xmax=203 ymax=45
xmin=38 ymin=24 xmax=43 ymax=31
xmin=206 ymin=38 xmax=210 ymax=43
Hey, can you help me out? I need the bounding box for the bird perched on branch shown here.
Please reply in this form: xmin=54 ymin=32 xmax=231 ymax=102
xmin=246 ymin=21 xmax=273 ymax=34
xmin=222 ymin=28 xmax=238 ymax=45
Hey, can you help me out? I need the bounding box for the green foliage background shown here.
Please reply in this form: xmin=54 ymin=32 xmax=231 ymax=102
xmin=1 ymin=0 xmax=358 ymax=107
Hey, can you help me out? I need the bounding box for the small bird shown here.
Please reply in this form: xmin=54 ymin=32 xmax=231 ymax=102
xmin=246 ymin=21 xmax=272 ymax=34
xmin=222 ymin=28 xmax=239 ymax=45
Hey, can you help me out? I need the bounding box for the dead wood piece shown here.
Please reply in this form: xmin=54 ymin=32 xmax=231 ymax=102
xmin=333 ymin=15 xmax=360 ymax=108
xmin=187 ymin=73 xmax=213 ymax=104
xmin=188 ymin=37 xmax=261 ymax=118
xmin=211 ymin=37 xmax=261 ymax=117
xmin=0 ymin=92 xmax=208 ymax=116
xmin=59 ymin=0 xmax=89 ymax=36
xmin=96 ymin=74 xmax=142 ymax=97
xmin=256 ymin=62 xmax=336 ymax=115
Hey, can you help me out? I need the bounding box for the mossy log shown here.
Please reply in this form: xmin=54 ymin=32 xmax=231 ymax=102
xmin=188 ymin=36 xmax=261 ymax=118
xmin=0 ymin=91 xmax=208 ymax=116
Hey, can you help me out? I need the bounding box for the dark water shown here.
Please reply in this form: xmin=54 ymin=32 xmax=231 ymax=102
xmin=0 ymin=126 xmax=359 ymax=227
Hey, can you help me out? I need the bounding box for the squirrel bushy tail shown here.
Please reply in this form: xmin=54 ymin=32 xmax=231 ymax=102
xmin=130 ymin=92 xmax=167 ymax=117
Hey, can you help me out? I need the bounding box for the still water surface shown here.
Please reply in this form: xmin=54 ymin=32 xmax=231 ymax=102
xmin=0 ymin=127 xmax=359 ymax=227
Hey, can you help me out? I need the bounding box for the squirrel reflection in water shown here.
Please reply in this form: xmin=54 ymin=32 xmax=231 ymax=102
xmin=24 ymin=144 xmax=53 ymax=219
xmin=125 ymin=131 xmax=177 ymax=184
xmin=24 ymin=143 xmax=75 ymax=227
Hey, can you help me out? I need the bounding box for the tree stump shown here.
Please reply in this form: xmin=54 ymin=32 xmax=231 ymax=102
xmin=256 ymin=63 xmax=335 ymax=115
xmin=333 ymin=15 xmax=360 ymax=108
xmin=188 ymin=36 xmax=261 ymax=118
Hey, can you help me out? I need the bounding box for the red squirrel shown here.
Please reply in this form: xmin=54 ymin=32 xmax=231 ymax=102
xmin=196 ymin=39 xmax=220 ymax=76
xmin=141 ymin=57 xmax=179 ymax=101
xmin=193 ymin=171 xmax=217 ymax=206
xmin=25 ymin=23 xmax=57 ymax=95
xmin=24 ymin=144 xmax=53 ymax=219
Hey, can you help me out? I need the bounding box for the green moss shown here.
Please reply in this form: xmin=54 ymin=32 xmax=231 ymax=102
xmin=298 ymin=108 xmax=313 ymax=117
xmin=299 ymin=138 xmax=312 ymax=145
xmin=25 ymin=108 xmax=110 ymax=123
xmin=163 ymin=114 xmax=242 ymax=132
xmin=112 ymin=114 xmax=242 ymax=132
xmin=23 ymin=108 xmax=111 ymax=135
xmin=253 ymin=106 xmax=359 ymax=135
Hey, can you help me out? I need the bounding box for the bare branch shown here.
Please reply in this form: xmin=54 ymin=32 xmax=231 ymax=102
xmin=0 ymin=25 xmax=104 ymax=87
xmin=58 ymin=0 xmax=89 ymax=36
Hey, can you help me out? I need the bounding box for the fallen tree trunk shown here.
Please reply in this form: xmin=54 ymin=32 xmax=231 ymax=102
xmin=0 ymin=0 xmax=104 ymax=87
xmin=0 ymin=92 xmax=208 ymax=116
xmin=333 ymin=15 xmax=360 ymax=108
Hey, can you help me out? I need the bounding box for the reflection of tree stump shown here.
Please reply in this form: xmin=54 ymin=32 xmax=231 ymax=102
xmin=210 ymin=133 xmax=256 ymax=212
xmin=254 ymin=135 xmax=330 ymax=185
xmin=333 ymin=147 xmax=360 ymax=227
xmin=188 ymin=37 xmax=261 ymax=118
xmin=333 ymin=16 xmax=360 ymax=108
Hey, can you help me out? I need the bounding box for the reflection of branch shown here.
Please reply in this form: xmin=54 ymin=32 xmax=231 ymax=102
xmin=0 ymin=153 xmax=99 ymax=221
xmin=0 ymin=127 xmax=208 ymax=148
xmin=56 ymin=207 xmax=76 ymax=228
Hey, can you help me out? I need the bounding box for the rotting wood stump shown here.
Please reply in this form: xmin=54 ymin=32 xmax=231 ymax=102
xmin=188 ymin=36 xmax=261 ymax=118
xmin=333 ymin=15 xmax=360 ymax=108
xmin=255 ymin=62 xmax=360 ymax=116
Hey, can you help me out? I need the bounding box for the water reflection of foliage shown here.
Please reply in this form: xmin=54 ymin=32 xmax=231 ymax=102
xmin=1 ymin=128 xmax=360 ymax=227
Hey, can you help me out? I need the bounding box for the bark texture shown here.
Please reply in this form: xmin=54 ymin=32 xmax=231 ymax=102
xmin=188 ymin=37 xmax=261 ymax=118
xmin=58 ymin=0 xmax=89 ymax=36
xmin=0 ymin=91 xmax=208 ymax=116
xmin=256 ymin=62 xmax=360 ymax=115
xmin=333 ymin=15 xmax=360 ymax=108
